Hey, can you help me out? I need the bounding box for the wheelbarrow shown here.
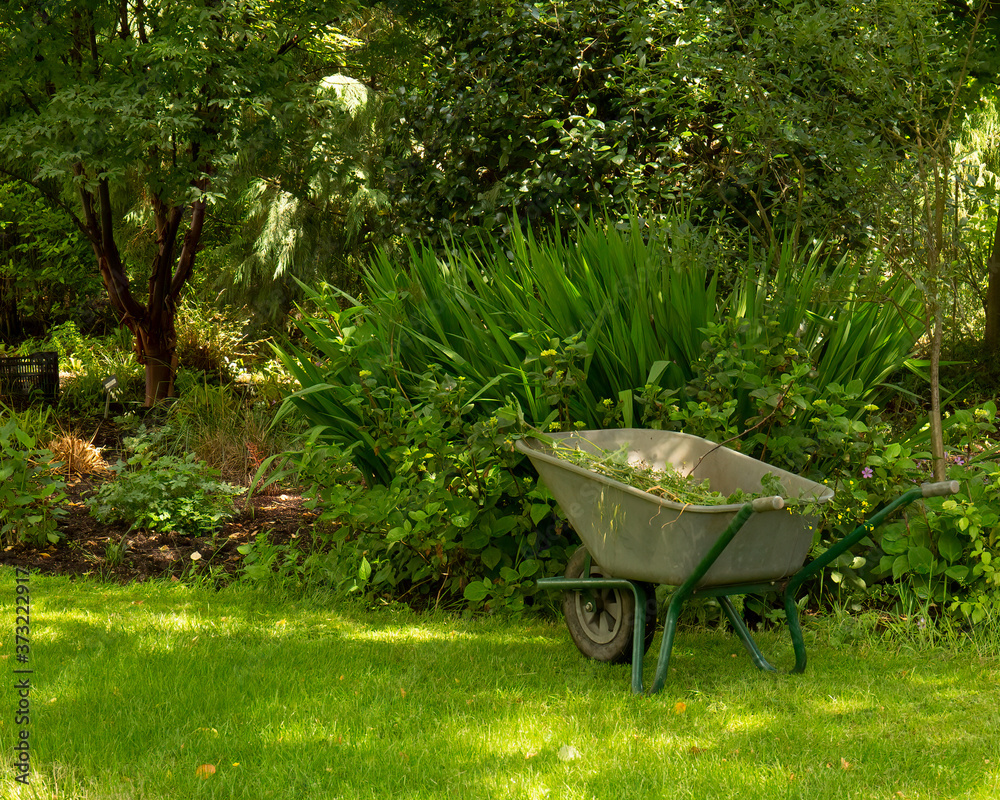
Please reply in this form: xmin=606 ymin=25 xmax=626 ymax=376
xmin=516 ymin=429 xmax=959 ymax=695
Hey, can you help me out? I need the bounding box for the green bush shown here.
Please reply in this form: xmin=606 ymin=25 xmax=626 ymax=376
xmin=0 ymin=416 xmax=66 ymax=547
xmin=87 ymin=447 xmax=244 ymax=537
xmin=281 ymin=218 xmax=921 ymax=481
xmin=872 ymin=404 xmax=1000 ymax=624
xmin=269 ymin=217 xmax=930 ymax=609
xmin=259 ymin=363 xmax=566 ymax=611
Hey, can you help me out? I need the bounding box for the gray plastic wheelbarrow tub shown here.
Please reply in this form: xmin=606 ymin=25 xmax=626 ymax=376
xmin=516 ymin=429 xmax=834 ymax=587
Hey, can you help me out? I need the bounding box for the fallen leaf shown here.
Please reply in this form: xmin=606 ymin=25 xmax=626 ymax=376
xmin=841 ymin=757 xmax=852 ymax=770
xmin=688 ymin=746 xmax=706 ymax=756
xmin=195 ymin=764 xmax=216 ymax=780
xmin=674 ymin=702 xmax=687 ymax=714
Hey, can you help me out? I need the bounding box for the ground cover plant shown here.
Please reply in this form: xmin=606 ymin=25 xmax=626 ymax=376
xmin=3 ymin=571 xmax=1000 ymax=799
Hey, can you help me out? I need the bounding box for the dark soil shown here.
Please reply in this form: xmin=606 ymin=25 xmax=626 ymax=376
xmin=0 ymin=416 xmax=317 ymax=583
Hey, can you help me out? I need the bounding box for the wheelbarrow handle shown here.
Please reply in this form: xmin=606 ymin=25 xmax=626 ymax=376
xmin=751 ymin=495 xmax=785 ymax=513
xmin=921 ymin=480 xmax=960 ymax=498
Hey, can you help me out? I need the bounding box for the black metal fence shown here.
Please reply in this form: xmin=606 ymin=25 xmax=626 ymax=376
xmin=0 ymin=352 xmax=59 ymax=405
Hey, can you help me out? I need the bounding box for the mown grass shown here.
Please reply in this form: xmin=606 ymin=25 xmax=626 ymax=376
xmin=2 ymin=570 xmax=1000 ymax=799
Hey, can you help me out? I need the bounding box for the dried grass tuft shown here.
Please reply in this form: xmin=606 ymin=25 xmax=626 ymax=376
xmin=46 ymin=434 xmax=109 ymax=477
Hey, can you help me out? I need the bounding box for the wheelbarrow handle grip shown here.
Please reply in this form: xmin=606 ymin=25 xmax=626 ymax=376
xmin=751 ymin=495 xmax=785 ymax=513
xmin=921 ymin=480 xmax=961 ymax=498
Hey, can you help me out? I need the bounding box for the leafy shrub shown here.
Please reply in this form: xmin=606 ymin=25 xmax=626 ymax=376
xmin=87 ymin=448 xmax=244 ymax=537
xmin=386 ymin=0 xmax=960 ymax=246
xmin=282 ymin=218 xmax=921 ymax=479
xmin=0 ymin=417 xmax=66 ymax=547
xmin=263 ymin=362 xmax=567 ymax=611
xmin=174 ymin=298 xmax=254 ymax=382
xmin=872 ymin=404 xmax=1000 ymax=624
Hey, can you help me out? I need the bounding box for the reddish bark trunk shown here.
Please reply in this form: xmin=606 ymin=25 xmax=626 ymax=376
xmin=82 ymin=189 xmax=205 ymax=406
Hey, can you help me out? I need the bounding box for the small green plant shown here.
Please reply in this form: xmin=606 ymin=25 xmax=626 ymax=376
xmin=87 ymin=451 xmax=244 ymax=536
xmin=104 ymin=535 xmax=130 ymax=566
xmin=0 ymin=417 xmax=66 ymax=547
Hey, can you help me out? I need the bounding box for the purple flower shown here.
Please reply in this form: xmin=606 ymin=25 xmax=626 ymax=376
xmin=861 ymin=467 xmax=873 ymax=479
xmin=955 ymin=456 xmax=966 ymax=466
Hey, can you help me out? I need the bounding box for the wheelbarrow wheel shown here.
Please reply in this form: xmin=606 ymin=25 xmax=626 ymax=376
xmin=562 ymin=547 xmax=657 ymax=664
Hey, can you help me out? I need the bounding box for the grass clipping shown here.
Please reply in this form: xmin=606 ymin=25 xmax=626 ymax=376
xmin=550 ymin=440 xmax=785 ymax=505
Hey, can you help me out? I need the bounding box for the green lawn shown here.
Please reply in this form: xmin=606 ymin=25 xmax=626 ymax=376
xmin=3 ymin=570 xmax=1000 ymax=799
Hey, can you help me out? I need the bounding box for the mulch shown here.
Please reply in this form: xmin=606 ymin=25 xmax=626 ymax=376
xmin=0 ymin=416 xmax=318 ymax=583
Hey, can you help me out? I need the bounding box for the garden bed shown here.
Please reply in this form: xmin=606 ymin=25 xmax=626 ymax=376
xmin=1 ymin=416 xmax=315 ymax=583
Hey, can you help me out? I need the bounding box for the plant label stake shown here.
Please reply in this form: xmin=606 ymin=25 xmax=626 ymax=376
xmin=102 ymin=374 xmax=119 ymax=418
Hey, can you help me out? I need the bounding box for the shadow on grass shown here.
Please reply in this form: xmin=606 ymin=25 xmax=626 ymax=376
xmin=4 ymin=574 xmax=1000 ymax=799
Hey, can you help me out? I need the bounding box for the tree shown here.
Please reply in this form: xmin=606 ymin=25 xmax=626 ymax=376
xmin=386 ymin=0 xmax=973 ymax=250
xmin=0 ymin=178 xmax=102 ymax=343
xmin=0 ymin=0 xmax=344 ymax=404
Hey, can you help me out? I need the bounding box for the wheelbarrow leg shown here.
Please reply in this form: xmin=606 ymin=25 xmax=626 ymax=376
xmin=717 ymin=596 xmax=777 ymax=672
xmin=649 ymin=500 xmax=776 ymax=694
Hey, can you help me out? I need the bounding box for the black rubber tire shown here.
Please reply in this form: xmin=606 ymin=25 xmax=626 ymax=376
xmin=562 ymin=547 xmax=657 ymax=664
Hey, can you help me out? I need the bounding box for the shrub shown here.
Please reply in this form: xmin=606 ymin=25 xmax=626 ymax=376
xmin=872 ymin=403 xmax=1000 ymax=624
xmin=260 ymin=362 xmax=567 ymax=611
xmin=281 ymin=217 xmax=922 ymax=482
xmin=174 ymin=299 xmax=255 ymax=382
xmin=87 ymin=448 xmax=244 ymax=537
xmin=0 ymin=416 xmax=66 ymax=547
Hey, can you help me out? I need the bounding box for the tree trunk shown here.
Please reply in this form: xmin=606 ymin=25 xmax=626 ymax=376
xmin=80 ymin=177 xmax=205 ymax=406
xmin=134 ymin=318 xmax=178 ymax=406
xmin=929 ymin=301 xmax=947 ymax=482
xmin=983 ymin=209 xmax=1000 ymax=354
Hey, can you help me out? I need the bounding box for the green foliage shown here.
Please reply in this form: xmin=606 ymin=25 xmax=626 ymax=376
xmin=387 ymin=0 xmax=678 ymax=237
xmin=286 ymin=218 xmax=921 ymax=478
xmin=628 ymin=311 xmax=917 ymax=477
xmin=31 ymin=323 xmax=144 ymax=415
xmin=165 ymin=377 xmax=302 ymax=489
xmin=87 ymin=447 xmax=244 ymax=537
xmin=0 ymin=416 xmax=66 ymax=547
xmin=263 ymin=360 xmax=566 ymax=611
xmin=386 ymin=0 xmax=968 ymax=245
xmin=676 ymin=0 xmax=969 ymax=246
xmin=873 ymin=403 xmax=1000 ymax=623
xmin=174 ymin=299 xmax=254 ymax=382
xmin=0 ymin=179 xmax=102 ymax=340
xmin=271 ymin=217 xmax=930 ymax=608
xmin=548 ymin=438 xmax=787 ymax=505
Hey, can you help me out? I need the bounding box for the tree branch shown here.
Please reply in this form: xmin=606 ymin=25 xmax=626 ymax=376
xmin=0 ymin=163 xmax=91 ymax=241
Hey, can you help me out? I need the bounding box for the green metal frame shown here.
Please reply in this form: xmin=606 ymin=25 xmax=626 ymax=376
xmin=539 ymin=483 xmax=957 ymax=695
